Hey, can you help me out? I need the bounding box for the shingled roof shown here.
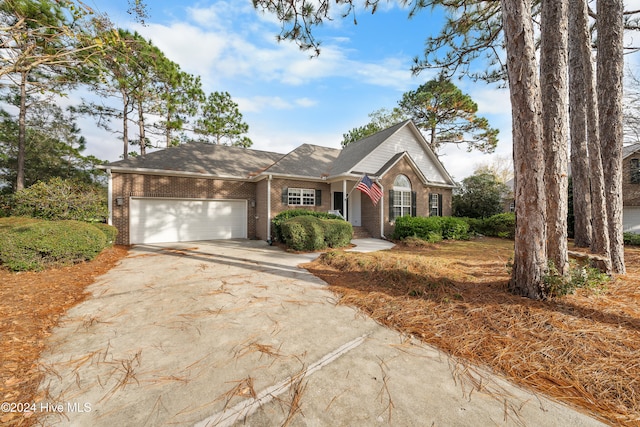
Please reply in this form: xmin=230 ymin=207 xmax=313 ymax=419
xmin=263 ymin=144 xmax=341 ymax=178
xmin=623 ymin=143 xmax=640 ymax=159
xmin=103 ymin=142 xmax=284 ymax=179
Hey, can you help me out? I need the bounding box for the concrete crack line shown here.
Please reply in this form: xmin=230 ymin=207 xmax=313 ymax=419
xmin=193 ymin=334 xmax=368 ymax=427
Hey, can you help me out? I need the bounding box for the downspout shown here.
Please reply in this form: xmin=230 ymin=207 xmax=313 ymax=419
xmin=107 ymin=169 xmax=113 ymax=226
xmin=378 ymin=180 xmax=386 ymax=239
xmin=266 ymin=174 xmax=273 ymax=245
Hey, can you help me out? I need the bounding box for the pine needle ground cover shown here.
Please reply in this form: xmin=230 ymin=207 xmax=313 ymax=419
xmin=303 ymin=237 xmax=640 ymax=426
xmin=0 ymin=245 xmax=129 ymax=427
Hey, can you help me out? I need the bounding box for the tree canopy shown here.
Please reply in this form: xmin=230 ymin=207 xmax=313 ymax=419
xmin=453 ymin=171 xmax=509 ymax=219
xmin=341 ymin=76 xmax=498 ymax=154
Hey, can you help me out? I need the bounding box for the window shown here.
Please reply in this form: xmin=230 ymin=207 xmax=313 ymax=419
xmin=632 ymin=159 xmax=640 ymax=184
xmin=287 ymin=188 xmax=316 ymax=206
xmin=392 ymin=174 xmax=413 ymax=219
xmin=429 ymin=193 xmax=443 ymax=217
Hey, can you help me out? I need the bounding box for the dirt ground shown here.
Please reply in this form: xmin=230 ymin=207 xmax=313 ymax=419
xmin=0 ymin=245 xmax=129 ymax=426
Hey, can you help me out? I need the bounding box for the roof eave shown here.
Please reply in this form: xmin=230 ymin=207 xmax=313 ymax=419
xmin=103 ymin=166 xmax=249 ymax=181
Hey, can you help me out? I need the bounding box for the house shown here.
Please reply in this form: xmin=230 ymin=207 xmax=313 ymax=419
xmin=501 ymin=146 xmax=640 ymax=233
xmin=101 ymin=120 xmax=457 ymax=245
xmin=623 ymin=143 xmax=640 ymax=233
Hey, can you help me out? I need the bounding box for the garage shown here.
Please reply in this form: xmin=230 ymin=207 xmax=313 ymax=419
xmin=129 ymin=198 xmax=247 ymax=244
xmin=624 ymin=207 xmax=640 ymax=234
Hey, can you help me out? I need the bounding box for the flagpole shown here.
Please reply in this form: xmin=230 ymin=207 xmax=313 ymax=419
xmin=347 ymin=175 xmax=366 ymax=199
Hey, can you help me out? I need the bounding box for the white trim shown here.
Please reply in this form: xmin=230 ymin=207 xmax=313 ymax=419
xmin=107 ymin=169 xmax=113 ymax=226
xmin=267 ymin=175 xmax=272 ymax=242
xmin=343 ymin=180 xmax=348 ymax=221
xmin=378 ymin=180 xmax=385 ymax=239
xmin=102 ymin=166 xmax=248 ymax=181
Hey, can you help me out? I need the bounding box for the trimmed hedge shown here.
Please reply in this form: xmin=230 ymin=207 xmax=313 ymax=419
xmin=272 ymin=209 xmax=342 ymax=242
xmin=91 ymin=222 xmax=118 ymax=245
xmin=0 ymin=218 xmax=109 ymax=271
xmin=624 ymin=232 xmax=640 ymax=246
xmin=393 ymin=216 xmax=469 ymax=242
xmin=280 ymin=215 xmax=353 ymax=251
xmin=322 ymin=218 xmax=353 ymax=248
xmin=466 ymin=212 xmax=516 ymax=239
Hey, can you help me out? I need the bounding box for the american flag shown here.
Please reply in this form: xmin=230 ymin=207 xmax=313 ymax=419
xmin=356 ymin=175 xmax=383 ymax=206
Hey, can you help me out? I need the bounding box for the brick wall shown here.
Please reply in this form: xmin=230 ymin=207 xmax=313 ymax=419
xmin=365 ymin=157 xmax=453 ymax=238
xmin=111 ymin=173 xmax=257 ymax=244
xmin=623 ymin=155 xmax=640 ymax=206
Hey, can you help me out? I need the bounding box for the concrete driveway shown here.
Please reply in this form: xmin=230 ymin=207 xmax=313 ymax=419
xmin=38 ymin=240 xmax=605 ymax=427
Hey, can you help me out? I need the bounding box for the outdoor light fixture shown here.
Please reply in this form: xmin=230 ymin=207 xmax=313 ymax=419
xmin=115 ymin=197 xmax=124 ymax=206
xmin=250 ymin=200 xmax=256 ymax=208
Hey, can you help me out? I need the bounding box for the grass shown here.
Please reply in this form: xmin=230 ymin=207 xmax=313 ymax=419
xmin=303 ymin=237 xmax=640 ymax=426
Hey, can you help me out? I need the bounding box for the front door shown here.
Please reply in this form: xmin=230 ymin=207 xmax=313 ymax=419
xmin=333 ymin=192 xmax=346 ymax=216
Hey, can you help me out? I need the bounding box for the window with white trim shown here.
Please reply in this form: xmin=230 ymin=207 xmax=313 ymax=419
xmin=430 ymin=193 xmax=440 ymax=216
xmin=393 ymin=175 xmax=412 ymax=219
xmin=288 ymin=188 xmax=316 ymax=206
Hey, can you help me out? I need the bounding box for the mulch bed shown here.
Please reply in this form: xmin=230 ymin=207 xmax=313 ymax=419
xmin=303 ymin=238 xmax=640 ymax=426
xmin=0 ymin=245 xmax=129 ymax=426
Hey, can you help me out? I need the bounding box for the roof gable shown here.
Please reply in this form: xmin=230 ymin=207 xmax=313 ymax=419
xmin=623 ymin=143 xmax=640 ymax=159
xmin=331 ymin=120 xmax=455 ymax=186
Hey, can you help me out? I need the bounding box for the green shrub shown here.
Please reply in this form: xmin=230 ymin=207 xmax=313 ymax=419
xmin=281 ymin=216 xmax=326 ymax=251
xmin=91 ymin=223 xmax=118 ymax=245
xmin=321 ymin=218 xmax=353 ymax=248
xmin=0 ymin=218 xmax=107 ymax=271
xmin=624 ymin=232 xmax=640 ymax=246
xmin=468 ymin=212 xmax=515 ymax=238
xmin=393 ymin=216 xmax=444 ymax=242
xmin=272 ymin=209 xmax=342 ymax=242
xmin=544 ymin=260 xmax=610 ymax=297
xmin=393 ymin=216 xmax=470 ymax=242
xmin=11 ymin=177 xmax=107 ymax=222
xmin=280 ymin=216 xmax=353 ymax=251
xmin=440 ymin=216 xmax=470 ymax=240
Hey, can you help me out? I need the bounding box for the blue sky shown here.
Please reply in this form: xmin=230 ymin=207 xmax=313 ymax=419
xmin=78 ymin=0 xmax=515 ymax=180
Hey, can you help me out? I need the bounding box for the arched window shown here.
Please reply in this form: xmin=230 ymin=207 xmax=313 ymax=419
xmin=393 ymin=174 xmax=412 ymax=218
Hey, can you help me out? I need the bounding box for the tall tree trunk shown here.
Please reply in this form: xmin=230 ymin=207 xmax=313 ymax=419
xmin=137 ymin=98 xmax=146 ymax=156
xmin=121 ymin=88 xmax=129 ymax=159
xmin=568 ymin=0 xmax=593 ymax=248
xmin=501 ymin=0 xmax=548 ymax=299
xmin=16 ymin=71 xmax=28 ymax=191
xmin=540 ymin=0 xmax=569 ymax=276
xmin=579 ymin=0 xmax=612 ymax=272
xmin=598 ymin=0 xmax=626 ymax=274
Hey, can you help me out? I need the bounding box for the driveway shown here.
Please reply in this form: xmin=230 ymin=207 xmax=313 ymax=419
xmin=38 ymin=240 xmax=605 ymax=426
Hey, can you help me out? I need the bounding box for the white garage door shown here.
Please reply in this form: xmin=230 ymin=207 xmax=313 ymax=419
xmin=130 ymin=198 xmax=247 ymax=244
xmin=624 ymin=207 xmax=640 ymax=234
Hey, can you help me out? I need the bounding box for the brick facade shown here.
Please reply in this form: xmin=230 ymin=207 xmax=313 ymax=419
xmin=361 ymin=157 xmax=453 ymax=238
xmin=111 ymin=173 xmax=257 ymax=245
xmin=110 ymin=157 xmax=453 ymax=245
xmin=623 ymin=154 xmax=640 ymax=206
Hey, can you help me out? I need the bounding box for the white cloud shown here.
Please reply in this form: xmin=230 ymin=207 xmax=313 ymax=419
xmin=237 ymin=96 xmax=295 ymax=112
xmin=130 ymin=2 xmax=417 ymax=91
xmin=296 ymin=97 xmax=317 ymax=107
